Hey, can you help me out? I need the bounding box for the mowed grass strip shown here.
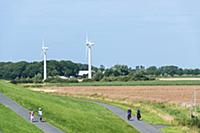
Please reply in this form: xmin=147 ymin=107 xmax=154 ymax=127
xmin=0 ymin=104 xmax=43 ymax=133
xmin=0 ymin=81 xmax=138 ymax=133
xmin=62 ymin=80 xmax=200 ymax=86
xmin=22 ymin=80 xmax=200 ymax=88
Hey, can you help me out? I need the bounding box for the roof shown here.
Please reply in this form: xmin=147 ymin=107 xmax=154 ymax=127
xmin=78 ymin=71 xmax=89 ymax=76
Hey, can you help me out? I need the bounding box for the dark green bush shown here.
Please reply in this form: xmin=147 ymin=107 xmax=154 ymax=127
xmin=82 ymin=78 xmax=96 ymax=82
xmin=45 ymin=78 xmax=78 ymax=83
xmin=10 ymin=78 xmax=40 ymax=84
xmin=101 ymin=77 xmax=118 ymax=82
xmin=93 ymin=71 xmax=104 ymax=81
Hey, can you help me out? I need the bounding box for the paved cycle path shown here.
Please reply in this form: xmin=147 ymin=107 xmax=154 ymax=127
xmin=96 ymin=102 xmax=163 ymax=133
xmin=0 ymin=93 xmax=64 ymax=133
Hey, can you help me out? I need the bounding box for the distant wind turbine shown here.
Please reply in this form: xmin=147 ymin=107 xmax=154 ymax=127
xmin=86 ymin=34 xmax=94 ymax=79
xmin=42 ymin=40 xmax=48 ymax=81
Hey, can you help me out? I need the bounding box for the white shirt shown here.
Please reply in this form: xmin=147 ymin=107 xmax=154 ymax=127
xmin=38 ymin=110 xmax=42 ymax=116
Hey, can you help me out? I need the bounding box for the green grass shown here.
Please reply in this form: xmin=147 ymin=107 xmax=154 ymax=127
xmin=96 ymin=100 xmax=169 ymax=125
xmin=161 ymin=126 xmax=195 ymax=133
xmin=22 ymin=80 xmax=200 ymax=88
xmin=81 ymin=97 xmax=199 ymax=133
xmin=0 ymin=80 xmax=139 ymax=133
xmin=0 ymin=104 xmax=42 ymax=133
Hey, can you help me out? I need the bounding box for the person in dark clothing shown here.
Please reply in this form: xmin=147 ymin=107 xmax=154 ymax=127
xmin=137 ymin=109 xmax=141 ymax=120
xmin=127 ymin=108 xmax=132 ymax=120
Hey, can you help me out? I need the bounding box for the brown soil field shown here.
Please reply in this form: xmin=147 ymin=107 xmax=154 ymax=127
xmin=33 ymin=86 xmax=200 ymax=106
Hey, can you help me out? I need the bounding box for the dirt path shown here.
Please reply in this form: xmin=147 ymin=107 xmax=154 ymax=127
xmin=0 ymin=93 xmax=65 ymax=133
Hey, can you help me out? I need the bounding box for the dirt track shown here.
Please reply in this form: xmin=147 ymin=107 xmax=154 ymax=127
xmin=34 ymin=86 xmax=200 ymax=105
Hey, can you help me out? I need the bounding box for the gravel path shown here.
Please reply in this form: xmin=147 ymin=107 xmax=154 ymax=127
xmin=0 ymin=93 xmax=65 ymax=133
xmin=96 ymin=102 xmax=163 ymax=133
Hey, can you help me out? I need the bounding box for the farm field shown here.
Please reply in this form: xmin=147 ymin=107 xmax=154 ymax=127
xmin=0 ymin=80 xmax=138 ymax=133
xmin=33 ymin=86 xmax=200 ymax=105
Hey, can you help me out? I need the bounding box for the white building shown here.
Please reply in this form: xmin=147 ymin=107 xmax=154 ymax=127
xmin=78 ymin=70 xmax=89 ymax=77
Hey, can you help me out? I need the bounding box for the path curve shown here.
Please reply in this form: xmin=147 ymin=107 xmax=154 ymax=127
xmin=0 ymin=93 xmax=65 ymax=133
xmin=96 ymin=102 xmax=163 ymax=133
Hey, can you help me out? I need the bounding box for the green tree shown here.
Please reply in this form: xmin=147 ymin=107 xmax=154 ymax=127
xmin=146 ymin=66 xmax=159 ymax=76
xmin=94 ymin=70 xmax=104 ymax=81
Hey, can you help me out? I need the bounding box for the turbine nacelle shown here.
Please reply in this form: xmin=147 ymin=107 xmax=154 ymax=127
xmin=86 ymin=42 xmax=94 ymax=48
xmin=42 ymin=39 xmax=48 ymax=53
xmin=42 ymin=46 xmax=48 ymax=53
xmin=86 ymin=34 xmax=94 ymax=48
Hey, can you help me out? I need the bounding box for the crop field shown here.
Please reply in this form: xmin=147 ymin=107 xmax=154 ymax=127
xmin=33 ymin=86 xmax=200 ymax=105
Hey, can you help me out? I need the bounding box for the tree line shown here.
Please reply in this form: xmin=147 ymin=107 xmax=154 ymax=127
xmin=0 ymin=60 xmax=200 ymax=82
xmin=93 ymin=65 xmax=200 ymax=82
xmin=0 ymin=60 xmax=89 ymax=80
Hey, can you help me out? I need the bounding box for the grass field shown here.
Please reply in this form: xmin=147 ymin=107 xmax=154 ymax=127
xmin=0 ymin=80 xmax=138 ymax=133
xmin=87 ymin=98 xmax=199 ymax=133
xmin=0 ymin=104 xmax=42 ymax=133
xmin=22 ymin=80 xmax=200 ymax=88
xmin=158 ymin=78 xmax=200 ymax=81
xmin=32 ymin=84 xmax=200 ymax=133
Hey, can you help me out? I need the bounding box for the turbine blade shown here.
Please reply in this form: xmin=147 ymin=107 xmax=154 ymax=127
xmin=85 ymin=45 xmax=88 ymax=61
xmin=42 ymin=39 xmax=45 ymax=48
xmin=86 ymin=33 xmax=89 ymax=44
xmin=41 ymin=50 xmax=43 ymax=58
xmin=41 ymin=41 xmax=43 ymax=59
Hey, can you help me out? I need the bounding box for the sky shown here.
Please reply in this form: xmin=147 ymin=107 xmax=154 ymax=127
xmin=0 ymin=0 xmax=200 ymax=68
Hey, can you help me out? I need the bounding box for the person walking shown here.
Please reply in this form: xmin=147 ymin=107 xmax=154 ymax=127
xmin=29 ymin=110 xmax=34 ymax=122
xmin=137 ymin=109 xmax=141 ymax=120
xmin=38 ymin=108 xmax=43 ymax=122
xmin=127 ymin=108 xmax=132 ymax=120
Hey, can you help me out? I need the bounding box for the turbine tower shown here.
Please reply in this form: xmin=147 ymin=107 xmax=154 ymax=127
xmin=86 ymin=35 xmax=94 ymax=79
xmin=42 ymin=40 xmax=48 ymax=81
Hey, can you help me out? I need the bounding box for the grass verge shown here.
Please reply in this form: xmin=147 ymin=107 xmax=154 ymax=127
xmin=0 ymin=104 xmax=42 ymax=133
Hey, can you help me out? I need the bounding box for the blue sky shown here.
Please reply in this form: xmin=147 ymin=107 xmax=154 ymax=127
xmin=0 ymin=0 xmax=200 ymax=68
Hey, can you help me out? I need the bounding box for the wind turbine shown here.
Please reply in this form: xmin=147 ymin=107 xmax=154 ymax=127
xmin=86 ymin=34 xmax=94 ymax=79
xmin=42 ymin=40 xmax=48 ymax=81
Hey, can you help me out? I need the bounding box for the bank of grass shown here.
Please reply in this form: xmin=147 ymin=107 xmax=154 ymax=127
xmin=106 ymin=101 xmax=200 ymax=133
xmin=0 ymin=104 xmax=42 ymax=133
xmin=69 ymin=95 xmax=199 ymax=133
xmin=0 ymin=80 xmax=138 ymax=133
xmin=21 ymin=80 xmax=200 ymax=88
xmin=86 ymin=99 xmax=170 ymax=125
